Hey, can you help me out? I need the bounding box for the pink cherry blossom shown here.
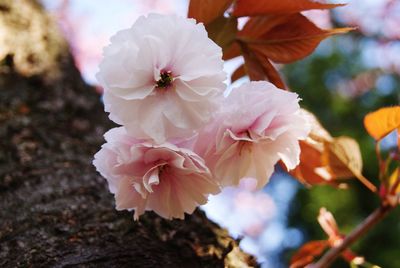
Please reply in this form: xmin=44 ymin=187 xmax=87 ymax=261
xmin=93 ymin=127 xmax=220 ymax=220
xmin=195 ymin=81 xmax=310 ymax=189
xmin=96 ymin=14 xmax=226 ymax=143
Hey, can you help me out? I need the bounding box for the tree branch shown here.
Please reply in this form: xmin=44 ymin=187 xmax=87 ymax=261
xmin=310 ymin=204 xmax=395 ymax=268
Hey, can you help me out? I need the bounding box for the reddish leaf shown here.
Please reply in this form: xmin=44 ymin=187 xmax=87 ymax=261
xmin=240 ymin=43 xmax=265 ymax=81
xmin=223 ymin=16 xmax=288 ymax=60
xmin=364 ymin=106 xmax=400 ymax=141
xmin=253 ymin=50 xmax=286 ymax=89
xmin=239 ymin=15 xmax=291 ymax=39
xmin=233 ymin=0 xmax=345 ymax=17
xmin=188 ymin=0 xmax=233 ymax=25
xmin=223 ymin=42 xmax=241 ymax=60
xmin=231 ymin=64 xmax=246 ymax=83
xmin=225 ymin=10 xmax=351 ymax=64
xmin=290 ymin=240 xmax=329 ymax=268
xmin=206 ymin=16 xmax=237 ymax=51
xmin=240 ymin=43 xmax=286 ymax=88
xmin=239 ymin=14 xmax=353 ymax=63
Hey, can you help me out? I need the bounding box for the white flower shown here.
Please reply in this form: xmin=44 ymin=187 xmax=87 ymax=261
xmin=93 ymin=127 xmax=220 ymax=220
xmin=195 ymin=81 xmax=311 ymax=189
xmin=97 ymin=14 xmax=226 ymax=143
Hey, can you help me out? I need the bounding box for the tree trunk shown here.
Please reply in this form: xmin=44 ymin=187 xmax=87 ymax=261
xmin=0 ymin=1 xmax=257 ymax=267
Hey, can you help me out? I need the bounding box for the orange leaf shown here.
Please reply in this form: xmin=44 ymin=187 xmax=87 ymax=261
xmin=322 ymin=136 xmax=376 ymax=192
xmin=290 ymin=111 xmax=375 ymax=190
xmin=290 ymin=240 xmax=329 ymax=268
xmin=305 ymin=110 xmax=332 ymax=143
xmin=188 ymin=0 xmax=233 ymax=25
xmin=291 ymin=141 xmax=332 ymax=185
xmin=233 ymin=0 xmax=345 ymax=17
xmin=364 ymin=106 xmax=400 ymax=141
xmin=290 ymin=110 xmax=339 ymax=186
xmin=239 ymin=14 xmax=353 ymax=63
xmin=322 ymin=136 xmax=363 ymax=179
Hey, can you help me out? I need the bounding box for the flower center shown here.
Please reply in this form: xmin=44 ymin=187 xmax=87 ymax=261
xmin=238 ymin=140 xmax=252 ymax=156
xmin=158 ymin=164 xmax=167 ymax=175
xmin=156 ymin=71 xmax=173 ymax=89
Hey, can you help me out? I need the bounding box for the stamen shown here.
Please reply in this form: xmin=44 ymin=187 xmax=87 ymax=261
xmin=156 ymin=71 xmax=173 ymax=88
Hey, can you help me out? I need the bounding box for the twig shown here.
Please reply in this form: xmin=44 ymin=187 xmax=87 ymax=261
xmin=375 ymin=142 xmax=384 ymax=179
xmin=310 ymin=204 xmax=395 ymax=268
xmin=356 ymin=173 xmax=377 ymax=193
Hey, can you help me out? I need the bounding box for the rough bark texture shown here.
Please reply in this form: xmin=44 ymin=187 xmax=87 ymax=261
xmin=0 ymin=1 xmax=258 ymax=267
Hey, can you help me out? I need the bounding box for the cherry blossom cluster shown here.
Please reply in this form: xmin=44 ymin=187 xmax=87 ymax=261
xmin=93 ymin=14 xmax=310 ymax=220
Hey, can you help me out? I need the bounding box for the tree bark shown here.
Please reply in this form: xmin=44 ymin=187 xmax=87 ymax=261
xmin=0 ymin=1 xmax=257 ymax=267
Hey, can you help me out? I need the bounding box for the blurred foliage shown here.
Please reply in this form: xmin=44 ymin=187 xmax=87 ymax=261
xmin=284 ymin=32 xmax=400 ymax=267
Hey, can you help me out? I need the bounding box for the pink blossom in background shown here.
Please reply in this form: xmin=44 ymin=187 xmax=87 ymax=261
xmin=202 ymin=178 xmax=276 ymax=237
xmin=333 ymin=0 xmax=400 ymax=76
xmin=232 ymin=178 xmax=276 ymax=237
xmin=93 ymin=127 xmax=220 ymax=220
xmin=97 ymin=14 xmax=226 ymax=143
xmin=302 ymin=10 xmax=332 ymax=29
xmin=42 ymin=0 xmax=188 ymax=85
xmin=196 ymin=81 xmax=310 ymax=189
xmin=50 ymin=0 xmax=108 ymax=88
xmin=337 ymin=0 xmax=400 ymax=39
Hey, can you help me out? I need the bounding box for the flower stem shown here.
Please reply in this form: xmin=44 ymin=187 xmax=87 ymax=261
xmin=310 ymin=204 xmax=395 ymax=268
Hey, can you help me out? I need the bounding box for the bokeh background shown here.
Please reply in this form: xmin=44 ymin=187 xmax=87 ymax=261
xmin=40 ymin=0 xmax=400 ymax=267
